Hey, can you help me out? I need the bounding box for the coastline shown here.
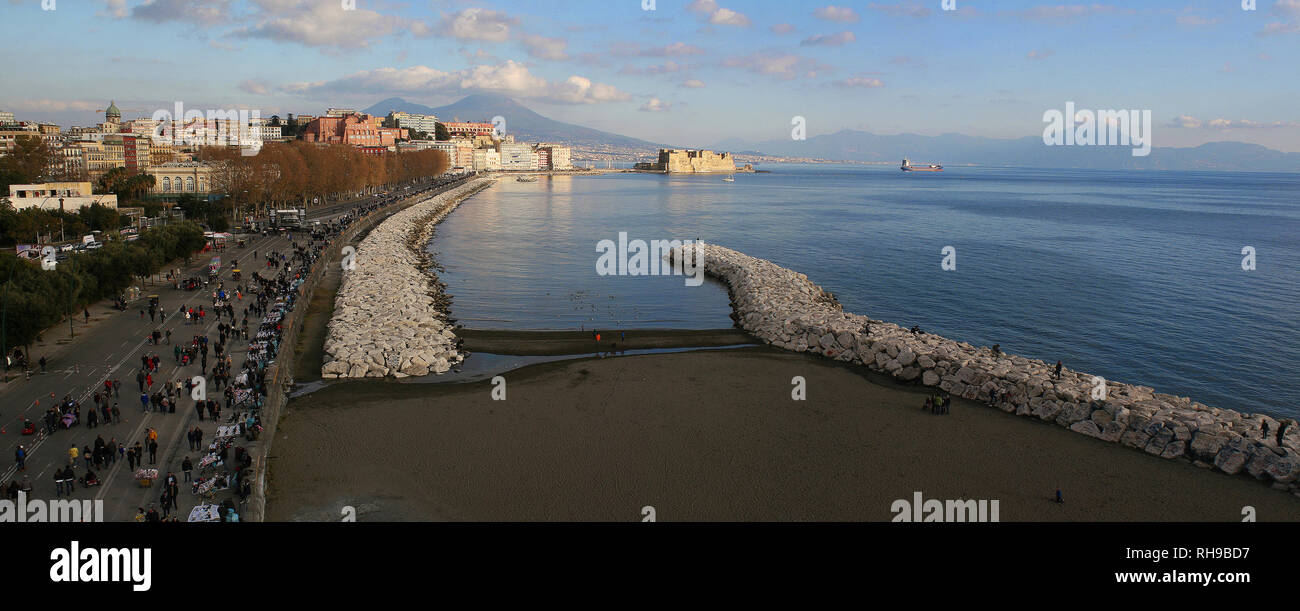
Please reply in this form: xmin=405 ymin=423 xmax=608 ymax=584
xmin=670 ymin=242 xmax=1300 ymax=495
xmin=267 ymin=347 xmax=1299 ymax=521
xmin=321 ymin=177 xmax=497 ymax=379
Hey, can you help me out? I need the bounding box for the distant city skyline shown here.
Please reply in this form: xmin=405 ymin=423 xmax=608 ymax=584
xmin=2 ymin=0 xmax=1298 ymax=151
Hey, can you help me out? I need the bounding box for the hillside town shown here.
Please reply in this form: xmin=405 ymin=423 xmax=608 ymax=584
xmin=0 ymin=102 xmax=574 ymax=212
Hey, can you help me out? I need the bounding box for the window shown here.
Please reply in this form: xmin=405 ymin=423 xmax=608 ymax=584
xmin=162 ymin=177 xmax=171 ymax=192
xmin=186 ymin=176 xmax=195 ymax=192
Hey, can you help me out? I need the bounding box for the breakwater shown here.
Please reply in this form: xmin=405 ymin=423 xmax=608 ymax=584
xmin=674 ymin=242 xmax=1300 ymax=494
xmin=321 ymin=177 xmax=496 ymax=379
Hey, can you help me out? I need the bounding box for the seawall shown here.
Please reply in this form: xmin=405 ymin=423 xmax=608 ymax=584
xmin=673 ymin=242 xmax=1300 ymax=494
xmin=321 ymin=177 xmax=496 ymax=379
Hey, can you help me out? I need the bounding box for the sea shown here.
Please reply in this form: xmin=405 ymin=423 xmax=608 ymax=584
xmin=430 ymin=164 xmax=1300 ymax=418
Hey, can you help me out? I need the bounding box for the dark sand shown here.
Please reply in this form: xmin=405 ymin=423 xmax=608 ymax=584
xmin=267 ymin=346 xmax=1300 ymax=521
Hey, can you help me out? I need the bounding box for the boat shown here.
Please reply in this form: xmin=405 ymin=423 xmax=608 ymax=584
xmin=722 ymin=174 xmax=735 ymax=182
xmin=516 ymin=175 xmax=539 ymax=182
xmin=901 ymin=158 xmax=942 ymax=172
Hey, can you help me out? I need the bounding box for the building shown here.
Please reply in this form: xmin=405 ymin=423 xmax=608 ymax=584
xmin=472 ymin=148 xmax=501 ymax=172
xmin=7 ymin=182 xmax=118 ymax=210
xmin=104 ymin=101 xmax=122 ymax=124
xmin=292 ymin=115 xmax=315 ymax=127
xmin=443 ymin=121 xmax=495 ymax=138
xmin=389 ymin=111 xmax=439 ymax=134
xmin=325 ymin=108 xmax=359 ymax=118
xmin=302 ymin=113 xmax=406 ymax=147
xmin=635 ymin=149 xmax=735 ymax=173
xmin=0 ymin=109 xmax=15 ymax=125
xmin=147 ymin=161 xmax=214 ymax=196
xmin=425 ymin=141 xmax=474 ymax=168
xmin=548 ymin=145 xmax=571 ymax=170
xmin=499 ymin=142 xmax=539 ymax=170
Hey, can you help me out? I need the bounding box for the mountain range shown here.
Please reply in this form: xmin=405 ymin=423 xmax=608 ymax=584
xmin=363 ymin=95 xmax=1300 ymax=172
xmin=365 ymin=94 xmax=669 ymax=153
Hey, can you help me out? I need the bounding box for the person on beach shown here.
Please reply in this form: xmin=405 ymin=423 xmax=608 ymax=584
xmin=1053 ymin=360 xmax=1063 ymax=380
xmin=1055 ymin=488 xmax=1064 ymax=504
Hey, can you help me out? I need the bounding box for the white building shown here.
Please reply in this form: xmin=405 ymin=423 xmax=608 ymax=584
xmin=390 ymin=111 xmax=439 ymax=134
xmin=7 ymin=182 xmax=118 ymax=210
xmin=500 ymin=142 xmax=539 ymax=170
xmin=472 ymin=149 xmax=501 ymax=171
xmin=325 ymin=108 xmax=359 ymax=117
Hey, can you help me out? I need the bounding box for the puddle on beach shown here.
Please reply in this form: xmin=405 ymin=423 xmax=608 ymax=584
xmin=288 ymin=343 xmax=758 ymax=398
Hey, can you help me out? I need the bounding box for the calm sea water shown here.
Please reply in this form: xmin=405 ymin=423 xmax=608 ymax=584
xmin=432 ymin=165 xmax=1300 ymax=418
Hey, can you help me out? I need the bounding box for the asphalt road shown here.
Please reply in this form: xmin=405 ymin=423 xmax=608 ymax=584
xmin=0 ymin=175 xmax=465 ymax=521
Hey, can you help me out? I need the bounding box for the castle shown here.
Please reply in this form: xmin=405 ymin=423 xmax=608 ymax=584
xmin=636 ymin=149 xmax=736 ymax=173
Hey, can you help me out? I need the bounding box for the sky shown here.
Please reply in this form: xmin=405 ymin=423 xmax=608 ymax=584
xmin=1 ymin=0 xmax=1297 ymax=151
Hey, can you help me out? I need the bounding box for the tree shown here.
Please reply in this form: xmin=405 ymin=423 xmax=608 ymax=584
xmin=435 ymin=122 xmax=450 ymax=141
xmin=0 ymin=135 xmax=56 ymax=191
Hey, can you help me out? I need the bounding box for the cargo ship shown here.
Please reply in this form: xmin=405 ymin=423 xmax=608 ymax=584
xmin=901 ymin=158 xmax=942 ymax=172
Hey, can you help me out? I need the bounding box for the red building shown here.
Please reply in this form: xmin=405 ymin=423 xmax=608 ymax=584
xmin=302 ymin=113 xmax=406 ymax=147
xmin=443 ymin=121 xmax=495 ymax=137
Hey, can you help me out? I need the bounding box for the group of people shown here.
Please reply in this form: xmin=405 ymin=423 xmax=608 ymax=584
xmin=923 ymin=393 xmax=952 ymax=415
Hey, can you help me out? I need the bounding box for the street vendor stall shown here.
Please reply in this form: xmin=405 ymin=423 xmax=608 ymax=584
xmin=188 ymin=504 xmax=222 ymax=522
xmin=134 ymin=468 xmax=158 ymax=487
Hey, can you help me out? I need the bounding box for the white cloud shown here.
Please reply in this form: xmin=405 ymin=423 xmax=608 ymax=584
xmin=437 ymin=7 xmax=517 ymax=43
xmin=520 ymin=34 xmax=569 ymax=61
xmin=1167 ymin=115 xmax=1300 ymax=129
xmin=867 ymin=2 xmax=932 ymax=18
xmin=832 ymin=76 xmax=885 ymax=88
xmin=131 ymin=0 xmax=233 ymax=25
xmin=239 ymin=79 xmax=272 ymax=95
xmin=801 ymin=31 xmax=856 ymax=46
xmin=1026 ymin=49 xmax=1054 ymax=60
xmin=639 ymin=98 xmax=672 ymax=112
xmin=721 ymin=52 xmax=829 ymax=80
xmin=101 ymin=0 xmax=128 ymax=18
xmin=1175 ymin=15 xmax=1222 ymax=27
xmin=231 ymin=0 xmax=423 ymax=49
xmin=611 ymin=42 xmax=705 ymax=57
xmin=284 ymin=61 xmax=629 ymax=105
xmin=687 ymin=0 xmax=751 ymax=26
xmin=814 ymin=6 xmax=860 ymax=23
xmin=770 ymin=23 xmax=796 ymax=34
xmin=619 ymin=61 xmax=690 ymax=75
xmin=5 ymin=99 xmax=102 ymax=112
xmin=680 ymin=79 xmax=707 ymax=88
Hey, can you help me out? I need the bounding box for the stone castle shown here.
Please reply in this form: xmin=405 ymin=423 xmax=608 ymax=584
xmin=636 ymin=149 xmax=736 ymax=173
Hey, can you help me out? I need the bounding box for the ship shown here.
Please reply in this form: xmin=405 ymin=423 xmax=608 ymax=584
xmin=516 ymin=175 xmax=539 ymax=182
xmin=901 ymin=158 xmax=942 ymax=172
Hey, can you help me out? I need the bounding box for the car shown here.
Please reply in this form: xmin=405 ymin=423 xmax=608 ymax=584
xmin=85 ymin=242 xmax=103 ymax=250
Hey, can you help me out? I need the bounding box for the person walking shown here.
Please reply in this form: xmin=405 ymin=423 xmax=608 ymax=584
xmin=15 ymin=445 xmax=26 ymax=471
xmin=127 ymin=446 xmax=137 ymax=470
xmin=148 ymin=439 xmax=158 ymax=465
xmin=140 ymin=392 xmax=150 ymax=412
xmin=182 ymin=456 xmax=193 ymax=482
xmin=1053 ymin=360 xmax=1063 ymax=380
xmin=67 ymin=445 xmax=79 ymax=469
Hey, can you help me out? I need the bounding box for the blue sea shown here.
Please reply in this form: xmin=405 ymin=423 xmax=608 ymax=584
xmin=431 ymin=165 xmax=1300 ymax=418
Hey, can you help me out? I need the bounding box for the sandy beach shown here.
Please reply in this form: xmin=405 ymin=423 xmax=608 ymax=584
xmin=267 ymin=345 xmax=1300 ymax=521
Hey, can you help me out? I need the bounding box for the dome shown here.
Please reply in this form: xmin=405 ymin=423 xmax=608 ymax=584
xmin=106 ymin=100 xmax=121 ymax=121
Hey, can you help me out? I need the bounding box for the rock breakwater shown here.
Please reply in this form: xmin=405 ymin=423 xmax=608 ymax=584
xmin=321 ymin=178 xmax=496 ymax=379
xmin=674 ymin=242 xmax=1300 ymax=494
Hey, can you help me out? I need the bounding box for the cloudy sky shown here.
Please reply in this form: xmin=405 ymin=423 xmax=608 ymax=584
xmin=2 ymin=0 xmax=1298 ymax=150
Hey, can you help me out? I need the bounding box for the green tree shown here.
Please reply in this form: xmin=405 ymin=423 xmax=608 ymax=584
xmin=434 ymin=122 xmax=450 ymax=141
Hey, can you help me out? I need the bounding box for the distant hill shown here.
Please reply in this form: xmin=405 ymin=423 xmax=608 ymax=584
xmin=714 ymin=130 xmax=1300 ymax=172
xmin=364 ymin=94 xmax=670 ymax=153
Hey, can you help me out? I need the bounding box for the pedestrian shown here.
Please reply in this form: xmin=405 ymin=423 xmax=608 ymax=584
xmin=1054 ymin=360 xmax=1063 ymax=380
xmin=140 ymin=392 xmax=150 ymax=412
xmin=127 ymin=447 xmax=137 ymax=470
xmin=83 ymin=445 xmax=93 ymax=470
xmin=54 ymin=467 xmax=65 ymax=498
xmin=148 ymin=439 xmax=158 ymax=464
xmin=83 ymin=308 xmax=90 ymax=323
xmin=1055 ymin=488 xmax=1064 ymax=504
xmin=113 ymin=379 xmax=120 ymax=399
xmin=39 ymin=356 xmax=46 ymax=373
xmin=112 ymin=403 xmax=121 ymax=423
xmin=14 ymin=445 xmax=26 ymax=471
xmin=68 ymin=445 xmax=78 ymax=468
xmin=182 ymin=456 xmax=193 ymax=482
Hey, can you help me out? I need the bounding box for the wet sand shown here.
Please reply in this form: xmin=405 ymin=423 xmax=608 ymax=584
xmin=267 ymin=346 xmax=1300 ymax=521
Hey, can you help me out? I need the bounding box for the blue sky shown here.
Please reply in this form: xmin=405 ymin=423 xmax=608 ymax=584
xmin=1 ymin=0 xmax=1297 ymax=150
